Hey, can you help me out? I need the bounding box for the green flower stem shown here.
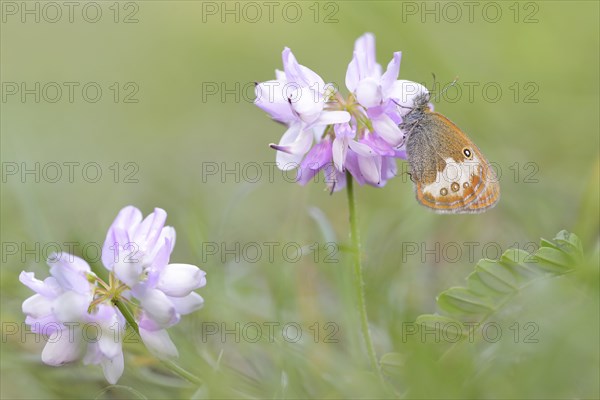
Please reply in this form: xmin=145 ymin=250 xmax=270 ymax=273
xmin=113 ymin=299 xmax=204 ymax=387
xmin=345 ymin=171 xmax=383 ymax=381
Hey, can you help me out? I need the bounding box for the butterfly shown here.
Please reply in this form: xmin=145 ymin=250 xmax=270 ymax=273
xmin=400 ymin=92 xmax=500 ymax=213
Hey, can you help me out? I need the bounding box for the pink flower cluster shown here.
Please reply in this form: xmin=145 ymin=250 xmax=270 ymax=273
xmin=20 ymin=206 xmax=206 ymax=383
xmin=255 ymin=33 xmax=429 ymax=191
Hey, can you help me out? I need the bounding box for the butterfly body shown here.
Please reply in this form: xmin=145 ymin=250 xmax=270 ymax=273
xmin=401 ymin=94 xmax=500 ymax=213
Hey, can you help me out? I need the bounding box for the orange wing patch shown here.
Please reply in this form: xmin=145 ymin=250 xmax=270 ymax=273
xmin=414 ymin=155 xmax=499 ymax=213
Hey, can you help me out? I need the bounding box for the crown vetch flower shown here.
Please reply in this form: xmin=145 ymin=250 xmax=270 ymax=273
xmin=102 ymin=206 xmax=206 ymax=358
xmin=101 ymin=206 xmax=174 ymax=287
xmin=255 ymin=47 xmax=350 ymax=170
xmin=255 ymin=33 xmax=429 ymax=191
xmin=346 ymin=33 xmax=432 ymax=148
xmin=20 ymin=254 xmax=125 ymax=384
xmin=20 ymin=205 xmax=207 ymax=383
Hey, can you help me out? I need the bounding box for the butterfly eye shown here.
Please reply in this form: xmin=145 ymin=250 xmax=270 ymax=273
xmin=463 ymin=148 xmax=473 ymax=159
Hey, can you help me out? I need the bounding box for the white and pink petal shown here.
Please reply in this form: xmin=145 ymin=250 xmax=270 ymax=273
xmin=371 ymin=114 xmax=404 ymax=147
xmin=355 ymin=77 xmax=383 ymax=108
xmin=169 ymin=292 xmax=204 ymax=315
xmin=41 ymin=329 xmax=84 ymax=366
xmin=137 ymin=288 xmax=178 ymax=327
xmin=52 ymin=291 xmax=90 ymax=322
xmin=22 ymin=294 xmax=52 ymax=318
xmin=19 ymin=272 xmax=61 ymax=298
xmin=157 ymin=264 xmax=206 ymax=297
xmin=381 ymin=52 xmax=402 ymax=95
xmin=270 ymin=123 xmax=313 ymax=170
xmin=48 ymin=254 xmax=92 ymax=295
xmin=139 ymin=327 xmax=179 ymax=359
xmin=100 ymin=352 xmax=124 ymax=384
xmin=133 ymin=208 xmax=168 ymax=254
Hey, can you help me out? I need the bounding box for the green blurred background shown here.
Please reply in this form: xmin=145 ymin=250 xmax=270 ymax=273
xmin=1 ymin=1 xmax=598 ymax=398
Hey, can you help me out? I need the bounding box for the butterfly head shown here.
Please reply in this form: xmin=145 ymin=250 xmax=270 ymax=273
xmin=399 ymin=92 xmax=431 ymax=130
xmin=412 ymin=92 xmax=431 ymax=110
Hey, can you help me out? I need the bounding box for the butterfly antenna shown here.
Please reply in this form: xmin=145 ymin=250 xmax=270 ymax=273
xmin=432 ymin=76 xmax=459 ymax=103
xmin=391 ymin=98 xmax=412 ymax=110
xmin=429 ymin=73 xmax=437 ymax=102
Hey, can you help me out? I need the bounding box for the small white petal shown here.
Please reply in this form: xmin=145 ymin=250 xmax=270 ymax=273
xmin=41 ymin=330 xmax=83 ymax=366
xmin=312 ymin=111 xmax=351 ymax=126
xmin=357 ymin=154 xmax=382 ymax=185
xmin=48 ymin=253 xmax=90 ymax=274
xmin=111 ymin=206 xmax=143 ymax=233
xmin=139 ymin=328 xmax=179 ymax=359
xmin=102 ymin=206 xmax=142 ymax=269
xmin=282 ymin=47 xmax=325 ymax=89
xmin=276 ymin=121 xmax=302 ymax=147
xmin=355 ymin=77 xmax=383 ymax=108
xmin=255 ymin=79 xmax=285 ymax=103
xmin=19 ymin=271 xmax=56 ymax=297
xmin=381 ymin=52 xmax=402 ymax=94
xmin=290 ymin=87 xmax=324 ymax=124
xmin=345 ymin=55 xmax=360 ymax=92
xmin=22 ymin=294 xmax=52 ymax=318
xmin=371 ymin=114 xmax=404 ymax=147
xmin=49 ymin=254 xmax=92 ymax=294
xmin=348 ymin=140 xmax=375 ymax=157
xmin=169 ymin=292 xmax=204 ymax=315
xmin=52 ymin=292 xmax=89 ymax=323
xmin=157 ymin=264 xmax=206 ymax=297
xmin=272 ymin=124 xmax=313 ymax=171
xmin=149 ymin=226 xmax=176 ymax=263
xmin=353 ymin=33 xmax=380 ymax=79
xmin=101 ymin=352 xmax=124 ymax=384
xmin=97 ymin=327 xmax=122 ymax=360
xmin=274 ymin=149 xmax=303 ymax=172
xmin=332 ymin=138 xmax=347 ymax=172
xmin=298 ymin=64 xmax=326 ymax=89
xmin=133 ymin=208 xmax=167 ymax=253
xmin=139 ymin=289 xmax=177 ymax=327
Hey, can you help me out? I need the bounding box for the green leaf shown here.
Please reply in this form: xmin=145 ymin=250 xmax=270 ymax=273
xmin=553 ymin=230 xmax=584 ymax=257
xmin=415 ymin=231 xmax=583 ymax=338
xmin=534 ymin=247 xmax=574 ymax=272
xmin=499 ymin=249 xmax=543 ymax=281
xmin=468 ymin=259 xmax=518 ymax=294
xmin=437 ymin=287 xmax=494 ymax=315
xmin=540 ymin=238 xmax=561 ymax=250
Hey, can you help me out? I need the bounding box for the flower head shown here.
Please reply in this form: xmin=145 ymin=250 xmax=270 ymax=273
xmin=20 ymin=254 xmax=125 ymax=384
xmin=346 ymin=33 xmax=432 ymax=147
xmin=102 ymin=206 xmax=206 ymax=358
xmin=20 ymin=206 xmax=207 ymax=383
xmin=255 ymin=47 xmax=350 ymax=170
xmin=255 ymin=33 xmax=429 ymax=191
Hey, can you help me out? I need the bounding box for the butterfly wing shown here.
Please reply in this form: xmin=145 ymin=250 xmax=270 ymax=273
xmin=405 ymin=111 xmax=500 ymax=213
